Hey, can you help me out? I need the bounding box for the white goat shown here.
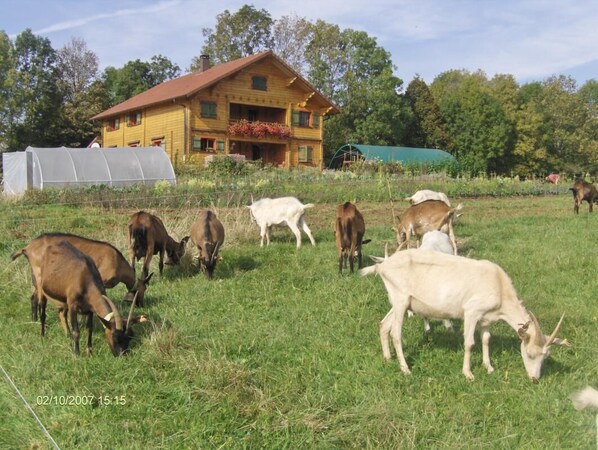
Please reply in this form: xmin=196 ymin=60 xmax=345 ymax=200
xmin=405 ymin=189 xmax=451 ymax=207
xmin=382 ymin=231 xmax=455 ymax=340
xmin=360 ymin=249 xmax=569 ymax=381
xmin=572 ymin=387 xmax=598 ymax=410
xmin=247 ymin=196 xmax=316 ymax=248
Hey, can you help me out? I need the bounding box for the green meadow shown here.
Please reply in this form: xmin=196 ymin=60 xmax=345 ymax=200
xmin=0 ymin=177 xmax=596 ymax=449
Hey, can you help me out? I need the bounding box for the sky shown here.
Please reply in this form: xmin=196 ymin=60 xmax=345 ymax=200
xmin=3 ymin=0 xmax=597 ymax=87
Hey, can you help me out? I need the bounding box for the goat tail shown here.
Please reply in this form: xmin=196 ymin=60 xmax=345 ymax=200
xmin=10 ymin=248 xmax=25 ymax=261
xmin=303 ymin=203 xmax=315 ymax=209
xmin=571 ymin=387 xmax=598 ymax=410
xmin=359 ymin=265 xmax=377 ymax=277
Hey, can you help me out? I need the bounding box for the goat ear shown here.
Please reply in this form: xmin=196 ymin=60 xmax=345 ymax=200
xmin=362 ymin=239 xmax=372 ymax=245
xmin=181 ymin=236 xmax=190 ymax=245
xmin=546 ymin=336 xmax=572 ymax=347
xmin=369 ymin=255 xmax=385 ymax=263
xmin=129 ymin=314 xmax=148 ymax=325
xmin=517 ymin=321 xmax=531 ymax=342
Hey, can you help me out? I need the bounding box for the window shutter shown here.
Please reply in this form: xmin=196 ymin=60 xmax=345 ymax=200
xmin=307 ymin=146 xmax=313 ymax=162
xmin=292 ymin=110 xmax=300 ymax=126
xmin=217 ymin=139 xmax=224 ymax=151
xmin=299 ymin=146 xmax=307 ymax=162
xmin=312 ymin=113 xmax=320 ymax=128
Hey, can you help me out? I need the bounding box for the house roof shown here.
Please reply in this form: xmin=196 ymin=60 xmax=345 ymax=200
xmin=328 ymin=144 xmax=457 ymax=169
xmin=92 ymin=50 xmax=339 ymax=120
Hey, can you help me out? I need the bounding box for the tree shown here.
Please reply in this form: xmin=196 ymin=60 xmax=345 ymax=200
xmin=7 ymin=29 xmax=63 ymax=150
xmin=271 ymin=13 xmax=313 ymax=76
xmin=431 ymin=70 xmax=511 ymax=174
xmin=306 ymin=25 xmax=409 ymax=159
xmin=56 ymin=37 xmax=99 ymax=99
xmin=102 ymin=55 xmax=180 ymax=106
xmin=404 ymin=76 xmax=451 ymax=150
xmin=0 ymin=31 xmax=14 ymax=150
xmin=192 ymin=4 xmax=273 ymax=68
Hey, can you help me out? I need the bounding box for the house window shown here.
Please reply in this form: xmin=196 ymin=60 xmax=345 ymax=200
xmin=192 ymin=137 xmax=216 ymax=152
xmin=152 ymin=139 xmax=166 ymax=151
xmin=299 ymin=111 xmax=311 ymax=127
xmin=127 ymin=111 xmax=142 ymax=126
xmin=200 ymin=101 xmax=217 ymax=118
xmin=252 ymin=76 xmax=267 ymax=91
xmin=298 ymin=145 xmax=313 ymax=163
xmin=292 ymin=110 xmax=312 ymax=127
xmin=107 ymin=118 xmax=120 ymax=132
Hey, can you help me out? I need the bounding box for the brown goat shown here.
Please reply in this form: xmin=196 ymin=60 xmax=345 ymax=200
xmin=19 ymin=240 xmax=145 ymax=356
xmin=11 ymin=233 xmax=152 ymax=314
xmin=394 ymin=200 xmax=462 ymax=255
xmin=335 ymin=202 xmax=370 ymax=273
xmin=570 ymin=179 xmax=598 ymax=214
xmin=190 ymin=210 xmax=225 ymax=279
xmin=128 ymin=211 xmax=189 ymax=278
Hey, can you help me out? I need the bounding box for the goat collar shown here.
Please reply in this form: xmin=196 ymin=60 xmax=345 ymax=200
xmin=100 ymin=312 xmax=114 ymax=329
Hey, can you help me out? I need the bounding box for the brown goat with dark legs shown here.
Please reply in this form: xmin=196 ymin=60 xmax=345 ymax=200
xmin=11 ymin=232 xmax=152 ymax=313
xmin=128 ymin=211 xmax=189 ymax=279
xmin=394 ymin=200 xmax=462 ymax=255
xmin=17 ymin=241 xmax=145 ymax=356
xmin=570 ymin=179 xmax=598 ymax=214
xmin=335 ymin=202 xmax=370 ymax=273
xmin=190 ymin=210 xmax=225 ymax=279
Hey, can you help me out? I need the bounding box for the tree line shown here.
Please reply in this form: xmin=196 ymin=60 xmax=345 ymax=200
xmin=1 ymin=4 xmax=596 ymax=176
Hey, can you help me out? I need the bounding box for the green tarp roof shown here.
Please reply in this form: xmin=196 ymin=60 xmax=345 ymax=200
xmin=329 ymin=144 xmax=456 ymax=169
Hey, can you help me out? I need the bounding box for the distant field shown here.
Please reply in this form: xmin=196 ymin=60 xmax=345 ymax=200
xmin=0 ymin=188 xmax=597 ymax=449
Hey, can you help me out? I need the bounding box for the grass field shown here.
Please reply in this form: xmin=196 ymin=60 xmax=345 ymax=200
xmin=0 ymin=187 xmax=597 ymax=449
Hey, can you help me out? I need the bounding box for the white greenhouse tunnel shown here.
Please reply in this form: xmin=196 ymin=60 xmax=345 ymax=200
xmin=2 ymin=146 xmax=176 ymax=196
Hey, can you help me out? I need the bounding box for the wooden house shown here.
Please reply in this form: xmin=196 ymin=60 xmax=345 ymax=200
xmin=91 ymin=51 xmax=339 ymax=168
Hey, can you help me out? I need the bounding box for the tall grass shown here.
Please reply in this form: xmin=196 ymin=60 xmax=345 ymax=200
xmin=0 ymin=180 xmax=596 ymax=448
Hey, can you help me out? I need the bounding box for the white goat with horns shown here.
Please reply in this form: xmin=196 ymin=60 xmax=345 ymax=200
xmin=360 ymin=249 xmax=570 ymax=381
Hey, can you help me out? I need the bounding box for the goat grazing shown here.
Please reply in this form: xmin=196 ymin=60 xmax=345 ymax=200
xmin=128 ymin=211 xmax=189 ymax=278
xmin=360 ymin=249 xmax=569 ymax=381
xmin=21 ymin=240 xmax=145 ymax=355
xmin=394 ymin=200 xmax=462 ymax=255
xmin=335 ymin=202 xmax=370 ymax=273
xmin=405 ymin=189 xmax=451 ymax=207
xmin=247 ymin=196 xmax=316 ymax=248
xmin=570 ymin=179 xmax=598 ymax=214
xmin=190 ymin=210 xmax=225 ymax=279
xmin=12 ymin=232 xmax=152 ymax=313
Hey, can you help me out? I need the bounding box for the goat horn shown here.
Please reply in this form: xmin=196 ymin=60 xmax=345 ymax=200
xmin=546 ymin=313 xmax=565 ymax=347
xmin=528 ymin=312 xmax=545 ymax=345
xmin=126 ymin=290 xmax=139 ymax=333
xmin=103 ymin=296 xmax=123 ymax=331
xmin=384 ymin=243 xmax=389 ymax=259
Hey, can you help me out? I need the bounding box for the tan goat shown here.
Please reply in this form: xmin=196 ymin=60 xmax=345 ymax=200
xmin=570 ymin=179 xmax=598 ymax=214
xmin=394 ymin=200 xmax=462 ymax=255
xmin=128 ymin=211 xmax=189 ymax=278
xmin=12 ymin=232 xmax=152 ymax=313
xmin=17 ymin=240 xmax=146 ymax=355
xmin=190 ymin=210 xmax=225 ymax=279
xmin=335 ymin=202 xmax=370 ymax=273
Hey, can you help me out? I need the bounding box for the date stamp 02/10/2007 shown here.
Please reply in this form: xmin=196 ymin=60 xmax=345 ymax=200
xmin=36 ymin=394 xmax=127 ymax=407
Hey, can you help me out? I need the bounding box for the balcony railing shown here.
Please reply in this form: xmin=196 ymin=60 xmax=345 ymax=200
xmin=228 ymin=119 xmax=291 ymax=139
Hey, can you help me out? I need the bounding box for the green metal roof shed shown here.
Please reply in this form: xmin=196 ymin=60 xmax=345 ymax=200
xmin=328 ymin=144 xmax=456 ymax=169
